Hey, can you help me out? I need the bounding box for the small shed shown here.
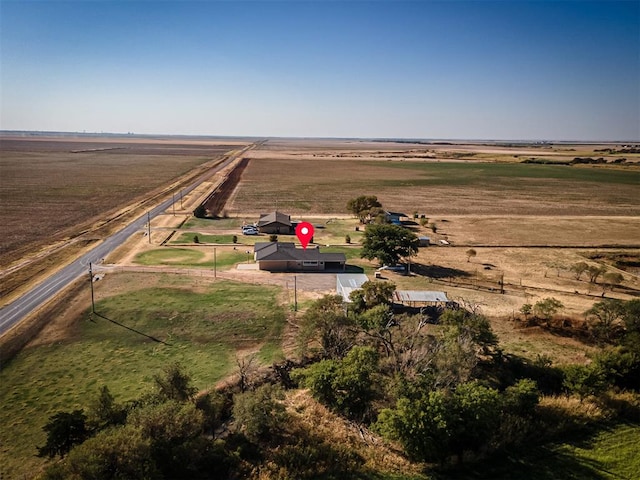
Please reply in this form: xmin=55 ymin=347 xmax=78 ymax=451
xmin=393 ymin=290 xmax=449 ymax=307
xmin=336 ymin=273 xmax=369 ymax=302
xmin=418 ymin=236 xmax=430 ymax=246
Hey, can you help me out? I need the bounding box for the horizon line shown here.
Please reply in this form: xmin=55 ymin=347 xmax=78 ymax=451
xmin=1 ymin=129 xmax=638 ymax=145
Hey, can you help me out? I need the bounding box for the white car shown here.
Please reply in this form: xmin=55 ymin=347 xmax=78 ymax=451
xmin=242 ymin=226 xmax=258 ymax=235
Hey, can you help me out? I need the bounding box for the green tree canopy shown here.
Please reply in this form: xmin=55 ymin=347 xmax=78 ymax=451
xmin=154 ymin=363 xmax=198 ymax=403
xmin=233 ymin=384 xmax=287 ymax=443
xmin=293 ymin=346 xmax=379 ymax=420
xmin=297 ymin=294 xmax=355 ymax=359
xmin=349 ymin=280 xmax=395 ymax=314
xmin=360 ymin=224 xmax=419 ymax=267
xmin=346 ymin=195 xmax=383 ymax=223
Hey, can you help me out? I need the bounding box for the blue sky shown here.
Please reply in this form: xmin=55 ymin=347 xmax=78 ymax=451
xmin=1 ymin=0 xmax=638 ymax=140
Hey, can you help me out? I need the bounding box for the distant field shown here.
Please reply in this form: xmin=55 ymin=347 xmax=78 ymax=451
xmin=0 ymin=273 xmax=284 ymax=478
xmin=228 ymin=156 xmax=640 ymax=216
xmin=0 ymin=136 xmax=239 ymax=268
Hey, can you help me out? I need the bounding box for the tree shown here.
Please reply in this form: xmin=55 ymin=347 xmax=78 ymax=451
xmin=360 ymin=224 xmax=419 ymax=267
xmin=570 ymin=262 xmax=589 ymax=280
xmin=562 ymin=364 xmax=607 ymax=400
xmin=297 ymin=294 xmax=355 ymax=359
xmin=587 ymin=265 xmax=607 ymax=284
xmin=49 ymin=425 xmax=158 ymax=480
xmin=87 ymin=386 xmax=126 ymax=432
xmin=345 ymin=234 xmax=351 ymax=244
xmin=193 ymin=235 xmax=200 ymax=244
xmin=520 ymin=303 xmax=533 ymax=320
xmin=37 ymin=410 xmax=89 ymax=458
xmin=439 ymin=308 xmax=498 ymax=354
xmin=154 ymin=363 xmax=198 ymax=403
xmin=269 ymin=234 xmax=278 ymax=242
xmin=375 ymin=381 xmax=501 ymax=464
xmin=602 ymin=272 xmax=624 ymax=291
xmin=533 ymin=297 xmax=563 ymax=321
xmin=349 ymin=280 xmax=395 ymax=313
xmin=502 ymin=379 xmax=540 ymax=416
xmin=585 ymin=299 xmax=626 ymax=343
xmin=346 ymin=195 xmax=382 ymax=224
xmin=233 ymin=384 xmax=286 ymax=442
xmin=466 ymin=249 xmax=477 ymax=263
xmin=293 ymin=346 xmax=379 ymax=420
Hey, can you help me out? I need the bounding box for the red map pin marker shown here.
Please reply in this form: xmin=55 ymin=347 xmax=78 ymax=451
xmin=295 ymin=222 xmax=315 ymax=250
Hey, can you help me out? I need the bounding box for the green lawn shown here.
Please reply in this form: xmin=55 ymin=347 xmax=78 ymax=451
xmin=134 ymin=247 xmax=247 ymax=269
xmin=171 ymin=232 xmax=238 ymax=244
xmin=0 ymin=277 xmax=285 ymax=479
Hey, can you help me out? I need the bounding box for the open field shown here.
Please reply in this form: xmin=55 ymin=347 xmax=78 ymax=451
xmin=229 ymin=142 xmax=639 ymax=216
xmin=0 ymin=273 xmax=285 ymax=478
xmin=0 ymin=135 xmax=249 ymax=303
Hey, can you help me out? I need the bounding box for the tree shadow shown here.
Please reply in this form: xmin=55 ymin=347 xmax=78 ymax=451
xmin=412 ymin=263 xmax=471 ymax=280
xmin=436 ymin=444 xmax=614 ymax=480
xmin=344 ymin=265 xmax=365 ymax=273
xmin=92 ymin=312 xmax=170 ymax=345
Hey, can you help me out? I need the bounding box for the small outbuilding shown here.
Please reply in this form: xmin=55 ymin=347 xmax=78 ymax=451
xmin=393 ymin=290 xmax=449 ymax=307
xmin=336 ymin=273 xmax=369 ymax=302
xmin=418 ymin=236 xmax=430 ymax=246
xmin=385 ymin=211 xmax=409 ymax=225
xmin=257 ymin=211 xmax=293 ymax=234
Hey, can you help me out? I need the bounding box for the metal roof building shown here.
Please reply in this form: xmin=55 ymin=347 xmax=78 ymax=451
xmin=336 ymin=273 xmax=369 ymax=302
xmin=393 ymin=290 xmax=449 ymax=306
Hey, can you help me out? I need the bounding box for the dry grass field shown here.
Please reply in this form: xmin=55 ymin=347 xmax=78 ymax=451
xmin=0 ymin=136 xmax=243 ymax=268
xmin=229 ymin=141 xmax=639 ymax=216
xmin=0 ymin=135 xmax=250 ymax=301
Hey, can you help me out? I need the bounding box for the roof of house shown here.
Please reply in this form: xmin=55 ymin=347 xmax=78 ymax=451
xmin=257 ymin=211 xmax=291 ymax=227
xmin=393 ymin=290 xmax=449 ymax=303
xmin=254 ymin=242 xmax=345 ymax=263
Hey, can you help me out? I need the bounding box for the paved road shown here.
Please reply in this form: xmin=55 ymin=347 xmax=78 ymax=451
xmin=0 ymin=145 xmax=252 ymax=337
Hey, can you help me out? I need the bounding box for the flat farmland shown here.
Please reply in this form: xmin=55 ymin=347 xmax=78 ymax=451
xmin=0 ymin=136 xmax=243 ymax=269
xmin=229 ymin=154 xmax=640 ymax=217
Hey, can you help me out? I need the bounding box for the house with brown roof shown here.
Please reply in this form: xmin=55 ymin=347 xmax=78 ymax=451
xmin=254 ymin=242 xmax=346 ymax=272
xmin=256 ymin=211 xmax=293 ymax=234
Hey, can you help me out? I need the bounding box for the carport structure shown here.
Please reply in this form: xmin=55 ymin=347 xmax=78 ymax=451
xmin=392 ymin=290 xmax=449 ymax=307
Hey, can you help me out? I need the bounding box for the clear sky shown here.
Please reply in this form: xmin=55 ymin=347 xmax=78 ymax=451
xmin=1 ymin=0 xmax=638 ymax=140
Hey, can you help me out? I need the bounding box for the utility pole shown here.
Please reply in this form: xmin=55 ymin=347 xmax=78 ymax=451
xmin=147 ymin=211 xmax=151 ymax=244
xmin=214 ymin=247 xmax=217 ymax=279
xmin=89 ymin=262 xmax=96 ymax=314
xmin=294 ymin=275 xmax=298 ymax=312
